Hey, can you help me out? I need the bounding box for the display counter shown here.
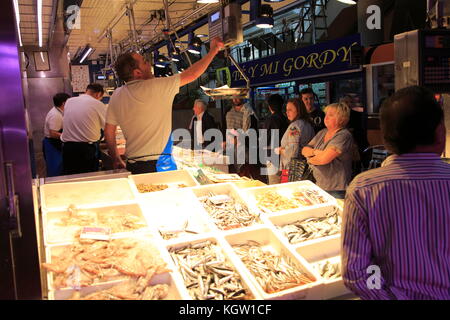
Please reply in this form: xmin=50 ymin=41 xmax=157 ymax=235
xmin=33 ymin=167 xmax=354 ymax=300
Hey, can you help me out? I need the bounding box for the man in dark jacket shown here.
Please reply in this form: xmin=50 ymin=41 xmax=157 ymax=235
xmin=264 ymin=94 xmax=289 ymax=157
xmin=263 ymin=94 xmax=288 ymax=184
xmin=300 ymin=87 xmax=325 ymax=133
xmin=189 ymin=99 xmax=217 ymax=149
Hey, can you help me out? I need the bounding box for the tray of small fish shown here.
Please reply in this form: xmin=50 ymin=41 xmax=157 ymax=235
xmin=129 ymin=169 xmax=199 ymax=196
xmin=138 ymin=189 xmax=212 ymax=241
xmin=40 ymin=178 xmax=136 ymax=212
xmin=42 ymin=203 xmax=149 ymax=245
xmin=191 ymin=183 xmax=262 ymax=231
xmin=296 ymin=237 xmax=349 ymax=299
xmin=42 ymin=234 xmax=170 ymax=293
xmin=243 ymin=181 xmax=337 ymax=216
xmin=48 ymin=271 xmax=183 ymax=300
xmin=167 ymin=237 xmax=260 ymax=300
xmin=224 ymin=227 xmax=323 ymax=300
xmin=268 ymin=206 xmax=342 ymax=247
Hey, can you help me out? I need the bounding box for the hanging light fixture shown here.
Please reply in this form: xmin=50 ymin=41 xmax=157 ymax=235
xmin=337 ymin=0 xmax=357 ymax=4
xmin=196 ymin=0 xmax=219 ymax=3
xmin=170 ymin=48 xmax=181 ymax=62
xmin=155 ymin=55 xmax=169 ymax=68
xmin=256 ymin=4 xmax=274 ymax=29
xmin=188 ymin=36 xmax=203 ymax=55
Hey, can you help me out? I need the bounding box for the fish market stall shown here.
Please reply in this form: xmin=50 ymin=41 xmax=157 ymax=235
xmin=32 ymin=168 xmax=355 ymax=300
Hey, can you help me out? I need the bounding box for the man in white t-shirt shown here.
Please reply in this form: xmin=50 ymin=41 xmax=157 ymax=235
xmin=42 ymin=92 xmax=71 ymax=177
xmin=61 ymin=83 xmax=106 ymax=175
xmin=105 ymin=37 xmax=224 ymax=174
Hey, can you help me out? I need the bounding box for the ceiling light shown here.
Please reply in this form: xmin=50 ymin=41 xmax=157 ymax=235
xmin=263 ymin=0 xmax=285 ymax=2
xmin=170 ymin=48 xmax=181 ymax=62
xmin=256 ymin=4 xmax=274 ymax=29
xmin=13 ymin=0 xmax=22 ymax=46
xmin=337 ymin=0 xmax=357 ymax=4
xmin=38 ymin=0 xmax=43 ymax=47
xmin=80 ymin=47 xmax=94 ymax=63
xmin=197 ymin=0 xmax=219 ymax=3
xmin=188 ymin=36 xmax=203 ymax=55
xmin=155 ymin=55 xmax=169 ymax=68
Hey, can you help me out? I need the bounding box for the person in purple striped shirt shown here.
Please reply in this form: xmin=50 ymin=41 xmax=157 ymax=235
xmin=342 ymin=86 xmax=450 ymax=300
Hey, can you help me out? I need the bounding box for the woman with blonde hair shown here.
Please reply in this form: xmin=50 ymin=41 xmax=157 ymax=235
xmin=301 ymin=102 xmax=354 ymax=193
xmin=273 ymin=98 xmax=314 ymax=183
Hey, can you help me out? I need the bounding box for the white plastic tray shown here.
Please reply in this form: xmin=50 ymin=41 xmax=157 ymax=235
xmin=42 ymin=202 xmax=150 ymax=245
xmin=190 ymin=183 xmax=263 ymax=232
xmin=43 ymin=234 xmax=168 ymax=293
xmin=40 ymin=178 xmax=136 ymax=212
xmin=223 ymin=226 xmax=323 ymax=300
xmin=129 ymin=169 xmax=199 ymax=196
xmin=48 ymin=272 xmax=183 ymax=300
xmin=166 ymin=235 xmax=262 ymax=300
xmin=138 ymin=188 xmax=212 ymax=241
xmin=296 ymin=236 xmax=350 ymax=300
xmin=266 ymin=205 xmax=342 ymax=247
xmin=243 ymin=181 xmax=337 ymax=216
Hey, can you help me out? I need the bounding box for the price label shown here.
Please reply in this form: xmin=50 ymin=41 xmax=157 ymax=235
xmin=80 ymin=227 xmax=111 ymax=241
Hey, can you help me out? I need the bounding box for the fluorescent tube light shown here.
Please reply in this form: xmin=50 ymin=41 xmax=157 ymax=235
xmin=80 ymin=47 xmax=93 ymax=63
xmin=13 ymin=0 xmax=23 ymax=46
xmin=38 ymin=0 xmax=43 ymax=47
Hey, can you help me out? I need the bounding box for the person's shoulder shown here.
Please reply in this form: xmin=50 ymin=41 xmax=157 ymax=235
xmin=337 ymin=128 xmax=353 ymax=138
xmin=347 ymin=165 xmax=394 ymax=195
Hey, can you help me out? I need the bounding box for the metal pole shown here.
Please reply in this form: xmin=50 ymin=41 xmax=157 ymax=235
xmin=126 ymin=4 xmax=139 ymax=51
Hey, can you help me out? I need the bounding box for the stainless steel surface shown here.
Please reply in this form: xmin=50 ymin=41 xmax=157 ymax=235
xmin=0 ymin=0 xmax=42 ymax=299
xmin=5 ymin=163 xmax=22 ymax=238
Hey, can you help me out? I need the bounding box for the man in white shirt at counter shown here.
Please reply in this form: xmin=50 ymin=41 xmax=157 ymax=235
xmin=61 ymin=83 xmax=106 ymax=175
xmin=42 ymin=92 xmax=70 ymax=177
xmin=105 ymin=37 xmax=224 ymax=175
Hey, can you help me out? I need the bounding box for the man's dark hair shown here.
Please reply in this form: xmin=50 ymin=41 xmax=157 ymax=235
xmin=53 ymin=93 xmax=71 ymax=107
xmin=299 ymin=87 xmax=315 ymax=97
xmin=267 ymin=94 xmax=284 ymax=113
xmin=115 ymin=53 xmax=139 ymax=82
xmin=381 ymin=85 xmax=443 ymax=155
xmin=86 ymin=83 xmax=104 ymax=95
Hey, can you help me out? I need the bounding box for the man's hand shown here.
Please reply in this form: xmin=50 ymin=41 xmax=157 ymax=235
xmin=210 ymin=37 xmax=225 ymax=54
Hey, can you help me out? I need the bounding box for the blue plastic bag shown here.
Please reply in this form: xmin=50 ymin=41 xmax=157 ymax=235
xmin=156 ymin=135 xmax=178 ymax=172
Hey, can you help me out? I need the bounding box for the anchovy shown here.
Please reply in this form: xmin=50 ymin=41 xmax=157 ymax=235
xmin=169 ymin=242 xmax=253 ymax=300
xmin=278 ymin=207 xmax=341 ymax=244
xmin=198 ymin=192 xmax=261 ymax=230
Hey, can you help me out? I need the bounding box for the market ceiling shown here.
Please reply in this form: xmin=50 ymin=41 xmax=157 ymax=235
xmin=15 ymin=0 xmax=298 ymax=58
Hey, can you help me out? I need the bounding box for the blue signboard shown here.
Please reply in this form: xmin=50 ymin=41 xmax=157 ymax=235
xmin=228 ymin=34 xmax=361 ymax=87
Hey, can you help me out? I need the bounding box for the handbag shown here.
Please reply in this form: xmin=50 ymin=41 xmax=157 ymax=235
xmin=287 ymin=157 xmax=315 ymax=182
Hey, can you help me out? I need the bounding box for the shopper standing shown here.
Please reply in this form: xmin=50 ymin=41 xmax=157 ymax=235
xmin=342 ymin=86 xmax=450 ymax=300
xmin=300 ymin=87 xmax=325 ymax=134
xmin=263 ymin=94 xmax=288 ymax=184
